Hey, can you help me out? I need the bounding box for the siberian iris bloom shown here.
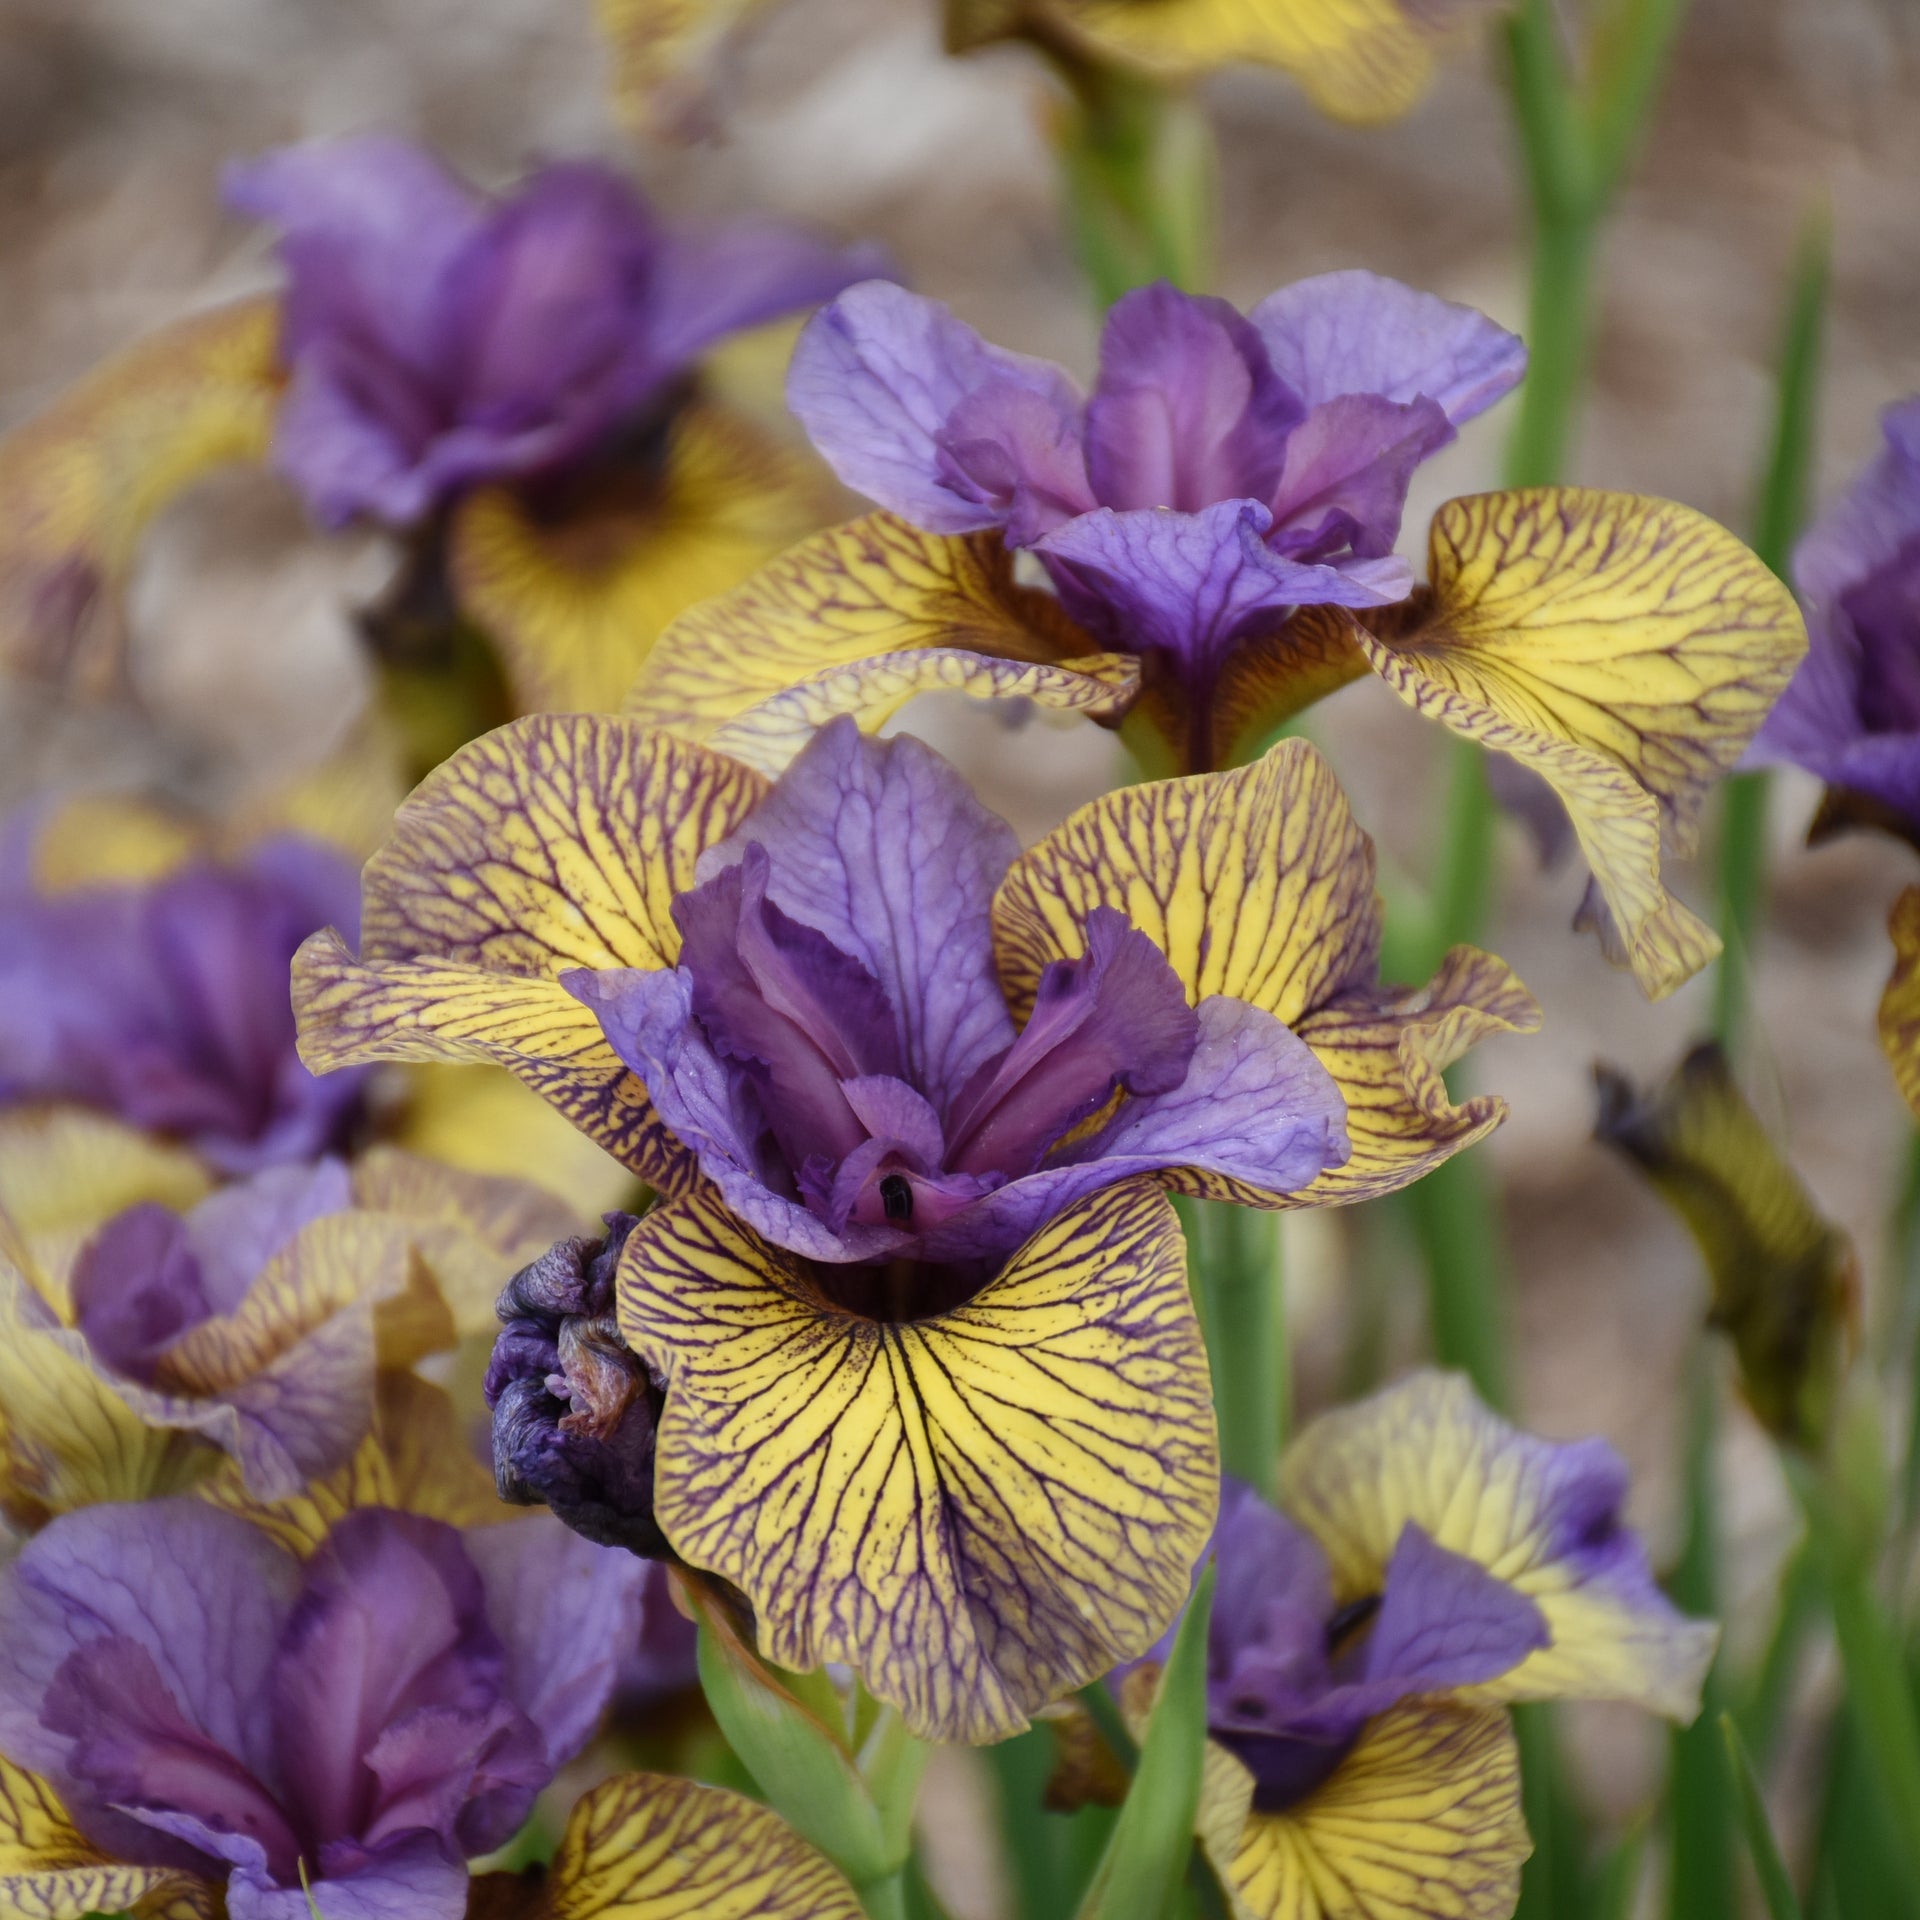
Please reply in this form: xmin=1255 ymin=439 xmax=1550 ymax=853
xmin=293 ymin=707 xmax=1536 ymax=1739
xmin=632 ymin=275 xmax=1805 ymax=999
xmin=0 ymin=135 xmax=882 ymax=717
xmin=0 ymin=1498 xmax=647 ymax=1920
xmin=1123 ymin=1372 xmax=1715 ymax=1920
xmin=0 ymin=1135 xmax=577 ymax=1527
xmin=0 ymin=826 xmax=369 ymax=1176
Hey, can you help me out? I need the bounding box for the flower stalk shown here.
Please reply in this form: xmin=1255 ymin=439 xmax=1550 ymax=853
xmin=1186 ymin=1199 xmax=1287 ymax=1496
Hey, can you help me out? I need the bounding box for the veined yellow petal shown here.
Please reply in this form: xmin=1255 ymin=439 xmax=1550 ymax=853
xmin=0 ymin=1108 xmax=211 ymax=1306
xmin=0 ymin=1752 xmax=216 ymax=1920
xmin=0 ymin=299 xmax=280 ymax=685
xmin=618 ymin=1178 xmax=1217 ymax=1744
xmin=541 ymin=1771 xmax=864 ymax=1919
xmin=448 ymin=400 xmax=834 ymax=716
xmin=1881 ymin=887 xmax=1920 ymax=1121
xmin=394 ymin=1062 xmax=637 ymax=1221
xmin=1212 ymin=603 xmax=1374 ymax=770
xmin=994 ymin=739 xmax=1537 ymax=1204
xmin=1038 ymin=0 xmax=1448 ymax=122
xmin=1281 ymin=1372 xmax=1719 ymax=1720
xmin=1215 ymin=1703 xmax=1528 ymax=1920
xmin=625 ymin=511 xmax=1093 ymax=740
xmin=197 ymin=1371 xmax=509 ymax=1557
xmin=707 ymin=646 xmax=1140 ymax=778
xmin=1357 ymin=489 xmax=1806 ymax=999
xmin=293 ymin=714 xmax=766 ymax=1183
xmin=0 ymin=1258 xmax=206 ymax=1529
xmin=593 ymin=0 xmax=775 ymax=138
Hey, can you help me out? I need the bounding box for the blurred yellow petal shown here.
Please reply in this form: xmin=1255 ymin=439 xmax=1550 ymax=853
xmin=994 ymin=739 xmax=1537 ymax=1204
xmin=619 ymin=1178 xmax=1217 ymax=1743
xmin=626 ymin=511 xmax=1093 ymax=740
xmin=1034 ymin=0 xmax=1452 ymax=122
xmin=448 ymin=401 xmax=833 ymax=716
xmin=1596 ymin=1043 xmax=1858 ymax=1453
xmin=396 ymin=1062 xmax=637 ymax=1221
xmin=0 ymin=1108 xmax=211 ymax=1301
xmin=1281 ymin=1371 xmax=1719 ymax=1720
xmin=542 ymin=1770 xmax=864 ymax=1919
xmin=0 ymin=1753 xmax=216 ymax=1920
xmin=593 ymin=0 xmax=775 ymax=139
xmin=26 ymin=794 xmax=202 ymax=889
xmin=1880 ymin=887 xmax=1920 ymax=1120
xmin=293 ymin=714 xmax=766 ymax=1183
xmin=1356 ymin=489 xmax=1806 ymax=999
xmin=197 ymin=1371 xmax=507 ymax=1556
xmin=0 ymin=1256 xmax=207 ymax=1529
xmin=706 ymin=646 xmax=1140 ymax=778
xmin=1212 ymin=1703 xmax=1528 ymax=1920
xmin=0 ymin=298 xmax=280 ymax=685
xmin=350 ymin=1143 xmax=584 ymax=1339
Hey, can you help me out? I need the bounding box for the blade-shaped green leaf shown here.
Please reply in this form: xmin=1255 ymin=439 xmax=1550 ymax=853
xmin=1722 ymin=1714 xmax=1805 ymax=1920
xmin=1075 ymin=1566 xmax=1215 ymax=1920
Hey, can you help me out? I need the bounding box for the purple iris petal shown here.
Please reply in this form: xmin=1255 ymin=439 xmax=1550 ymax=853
xmin=1266 ymin=391 xmax=1454 ymax=563
xmin=1083 ymin=284 xmax=1304 ymax=514
xmin=231 ymin=135 xmax=880 ymax=529
xmin=571 ymin=722 xmax=1348 ymax=1279
xmin=69 ymin=1204 xmax=213 ymax=1382
xmin=183 ymin=1158 xmax=355 ymax=1314
xmin=1248 ymin=270 xmax=1527 ymax=425
xmin=0 ymin=834 xmax=369 ymax=1175
xmin=1750 ymin=397 xmax=1920 ymax=835
xmin=787 ymin=279 xmax=1092 ymax=536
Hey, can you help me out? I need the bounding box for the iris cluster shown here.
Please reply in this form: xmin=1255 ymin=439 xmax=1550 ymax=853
xmin=0 ymin=1 xmax=1887 ymax=1916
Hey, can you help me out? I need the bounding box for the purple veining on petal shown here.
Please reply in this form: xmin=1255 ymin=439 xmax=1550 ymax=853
xmin=1749 ymin=397 xmax=1920 ymax=835
xmin=0 ymin=832 xmax=370 ymax=1174
xmin=0 ymin=1500 xmax=641 ymax=1917
xmin=228 ymin=134 xmax=882 ymax=529
xmin=568 ymin=721 xmax=1348 ymax=1291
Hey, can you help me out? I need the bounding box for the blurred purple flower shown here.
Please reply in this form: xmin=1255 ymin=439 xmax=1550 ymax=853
xmin=0 ymin=832 xmax=370 ymax=1175
xmin=1748 ymin=396 xmax=1920 ymax=841
xmin=565 ymin=718 xmax=1348 ymax=1278
xmin=0 ymin=1500 xmax=645 ymax=1920
xmin=787 ymin=273 xmax=1523 ymax=703
xmin=227 ymin=135 xmax=888 ymax=529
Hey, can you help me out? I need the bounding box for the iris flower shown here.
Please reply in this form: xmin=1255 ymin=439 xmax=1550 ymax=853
xmin=293 ymin=708 xmax=1535 ymax=1739
xmin=1122 ymin=1372 xmax=1715 ymax=1920
xmin=631 ymin=275 xmax=1805 ymax=999
xmin=0 ymin=1498 xmax=647 ymax=1920
xmin=0 ymin=1132 xmax=577 ymax=1528
xmin=0 ymin=134 xmax=881 ymax=717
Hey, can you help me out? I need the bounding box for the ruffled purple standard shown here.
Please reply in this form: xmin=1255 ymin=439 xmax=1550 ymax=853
xmin=226 ymin=134 xmax=888 ymax=529
xmin=0 ymin=832 xmax=371 ymax=1174
xmin=789 ymin=273 xmax=1523 ymax=695
xmin=1748 ymin=396 xmax=1920 ymax=835
xmin=0 ymin=1501 xmax=645 ymax=1920
xmin=1159 ymin=1479 xmax=1544 ymax=1812
xmin=565 ymin=718 xmax=1349 ymax=1280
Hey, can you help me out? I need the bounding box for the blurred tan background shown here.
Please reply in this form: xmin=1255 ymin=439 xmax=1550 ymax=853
xmin=3 ymin=0 xmax=1919 ymax=1892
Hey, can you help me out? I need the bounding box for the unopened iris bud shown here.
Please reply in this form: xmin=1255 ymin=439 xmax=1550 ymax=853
xmin=1596 ymin=1043 xmax=1859 ymax=1454
xmin=483 ymin=1211 xmax=670 ymax=1558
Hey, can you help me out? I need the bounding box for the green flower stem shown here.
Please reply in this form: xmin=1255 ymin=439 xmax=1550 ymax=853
xmin=1051 ymin=55 xmax=1216 ymax=308
xmin=1714 ymin=206 xmax=1830 ymax=1051
xmin=1187 ymin=1200 xmax=1287 ymax=1495
xmin=856 ymin=1871 xmax=911 ymax=1920
xmin=1402 ymin=1151 xmax=1511 ymax=1412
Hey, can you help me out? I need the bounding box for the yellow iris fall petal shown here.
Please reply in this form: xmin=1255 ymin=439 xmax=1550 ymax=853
xmin=993 ymin=738 xmax=1540 ymax=1204
xmin=449 ymin=399 xmax=835 ymax=716
xmin=1352 ymin=488 xmax=1806 ymax=999
xmin=0 ymin=299 xmax=280 ymax=687
xmin=1880 ymin=887 xmax=1920 ymax=1121
xmin=616 ymin=1177 xmax=1217 ymax=1745
xmin=293 ymin=714 xmax=768 ymax=1186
